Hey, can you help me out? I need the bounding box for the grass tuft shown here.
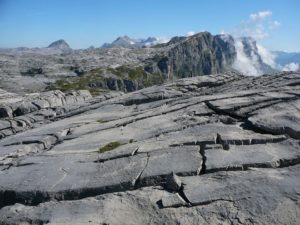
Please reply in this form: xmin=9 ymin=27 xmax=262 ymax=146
xmin=98 ymin=141 xmax=121 ymax=153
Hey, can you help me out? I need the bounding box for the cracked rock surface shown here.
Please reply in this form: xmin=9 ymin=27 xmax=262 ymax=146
xmin=0 ymin=72 xmax=300 ymax=225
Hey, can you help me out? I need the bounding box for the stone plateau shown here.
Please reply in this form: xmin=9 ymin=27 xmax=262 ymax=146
xmin=0 ymin=72 xmax=299 ymax=225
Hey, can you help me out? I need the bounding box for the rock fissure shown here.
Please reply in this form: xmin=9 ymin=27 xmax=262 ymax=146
xmin=199 ymin=144 xmax=207 ymax=174
xmin=132 ymin=153 xmax=150 ymax=188
xmin=205 ymin=156 xmax=300 ymax=174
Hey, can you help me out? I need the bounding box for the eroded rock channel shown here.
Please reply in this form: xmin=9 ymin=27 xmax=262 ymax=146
xmin=0 ymin=72 xmax=300 ymax=225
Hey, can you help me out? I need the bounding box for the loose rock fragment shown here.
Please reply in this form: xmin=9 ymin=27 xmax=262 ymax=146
xmin=164 ymin=172 xmax=183 ymax=192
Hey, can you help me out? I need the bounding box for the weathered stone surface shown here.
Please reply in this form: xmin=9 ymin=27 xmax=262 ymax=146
xmin=139 ymin=147 xmax=201 ymax=186
xmin=0 ymin=105 xmax=13 ymax=118
xmin=181 ymin=165 xmax=300 ymax=209
xmin=204 ymin=140 xmax=300 ymax=172
xmin=0 ymin=72 xmax=299 ymax=224
xmin=161 ymin=192 xmax=188 ymax=208
xmin=248 ymin=99 xmax=300 ymax=139
xmin=164 ymin=172 xmax=183 ymax=192
xmin=0 ymin=90 xmax=94 ymax=139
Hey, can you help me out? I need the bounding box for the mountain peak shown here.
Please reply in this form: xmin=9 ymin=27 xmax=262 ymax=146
xmin=101 ymin=36 xmax=158 ymax=48
xmin=48 ymin=39 xmax=71 ymax=49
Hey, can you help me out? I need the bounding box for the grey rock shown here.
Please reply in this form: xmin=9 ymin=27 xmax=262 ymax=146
xmin=13 ymin=101 xmax=39 ymax=116
xmin=164 ymin=172 xmax=183 ymax=192
xmin=204 ymin=140 xmax=300 ymax=172
xmin=248 ymin=99 xmax=300 ymax=139
xmin=0 ymin=89 xmax=92 ymax=139
xmin=0 ymin=72 xmax=299 ymax=224
xmin=161 ymin=192 xmax=188 ymax=208
xmin=146 ymin=32 xmax=237 ymax=78
xmin=0 ymin=120 xmax=11 ymax=130
xmin=139 ymin=147 xmax=201 ymax=186
xmin=181 ymin=165 xmax=300 ymax=209
xmin=0 ymin=105 xmax=13 ymax=118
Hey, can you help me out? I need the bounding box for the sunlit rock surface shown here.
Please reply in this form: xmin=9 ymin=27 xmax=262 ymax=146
xmin=0 ymin=72 xmax=299 ymax=225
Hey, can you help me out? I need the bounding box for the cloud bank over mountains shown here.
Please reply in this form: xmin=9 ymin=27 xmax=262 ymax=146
xmin=159 ymin=10 xmax=297 ymax=76
xmin=223 ymin=10 xmax=299 ymax=74
xmin=237 ymin=10 xmax=281 ymax=40
xmin=282 ymin=62 xmax=299 ymax=71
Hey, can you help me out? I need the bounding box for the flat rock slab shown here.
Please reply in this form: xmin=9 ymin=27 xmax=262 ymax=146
xmin=137 ymin=123 xmax=287 ymax=151
xmin=0 ymin=153 xmax=148 ymax=207
xmin=181 ymin=165 xmax=300 ymax=209
xmin=248 ymin=99 xmax=300 ymax=139
xmin=1 ymin=168 xmax=300 ymax=225
xmin=139 ymin=146 xmax=202 ymax=186
xmin=204 ymin=140 xmax=300 ymax=172
xmin=0 ymin=72 xmax=300 ymax=224
xmin=0 ymin=146 xmax=201 ymax=207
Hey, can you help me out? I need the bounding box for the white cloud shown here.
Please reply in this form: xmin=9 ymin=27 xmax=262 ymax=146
xmin=232 ymin=39 xmax=262 ymax=76
xmin=186 ymin=31 xmax=196 ymax=37
xmin=221 ymin=10 xmax=286 ymax=75
xmin=220 ymin=30 xmax=230 ymax=35
xmin=282 ymin=62 xmax=299 ymax=71
xmin=250 ymin=10 xmax=272 ymax=21
xmin=155 ymin=37 xmax=170 ymax=44
xmin=253 ymin=26 xmax=269 ymax=39
xmin=219 ymin=33 xmax=232 ymax=42
xmin=269 ymin=20 xmax=281 ymax=29
xmin=257 ymin=44 xmax=276 ymax=68
xmin=234 ymin=10 xmax=280 ymax=41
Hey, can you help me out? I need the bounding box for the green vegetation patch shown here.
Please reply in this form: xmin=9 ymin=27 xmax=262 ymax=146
xmin=151 ymin=43 xmax=165 ymax=48
xmin=47 ymin=65 xmax=166 ymax=95
xmin=108 ymin=66 xmax=146 ymax=80
xmin=89 ymin=68 xmax=104 ymax=76
xmin=98 ymin=141 xmax=122 ymax=153
xmin=128 ymin=67 xmax=146 ymax=80
xmin=46 ymin=67 xmax=106 ymax=96
xmin=108 ymin=65 xmax=164 ymax=88
xmin=142 ymin=72 xmax=164 ymax=87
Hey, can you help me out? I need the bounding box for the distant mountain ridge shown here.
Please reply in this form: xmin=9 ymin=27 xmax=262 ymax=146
xmin=145 ymin=32 xmax=275 ymax=77
xmin=101 ymin=36 xmax=159 ymax=48
xmin=273 ymin=51 xmax=300 ymax=65
xmin=0 ymin=32 xmax=289 ymax=94
xmin=273 ymin=51 xmax=300 ymax=71
xmin=48 ymin=39 xmax=71 ymax=50
xmin=0 ymin=39 xmax=72 ymax=55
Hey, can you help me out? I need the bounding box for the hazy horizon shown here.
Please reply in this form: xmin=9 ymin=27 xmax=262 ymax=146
xmin=0 ymin=0 xmax=299 ymax=51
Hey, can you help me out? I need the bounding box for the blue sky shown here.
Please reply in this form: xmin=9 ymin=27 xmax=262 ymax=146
xmin=0 ymin=0 xmax=299 ymax=51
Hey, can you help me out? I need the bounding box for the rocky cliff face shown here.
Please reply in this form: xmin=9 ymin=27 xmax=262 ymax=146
xmin=146 ymin=32 xmax=237 ymax=78
xmin=232 ymin=37 xmax=275 ymax=75
xmin=0 ymin=32 xmax=278 ymax=94
xmin=0 ymin=72 xmax=299 ymax=224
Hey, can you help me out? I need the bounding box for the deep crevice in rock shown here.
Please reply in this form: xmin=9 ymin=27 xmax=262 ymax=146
xmin=1 ymin=157 xmax=299 ymax=210
xmin=132 ymin=153 xmax=150 ymax=188
xmin=242 ymin=120 xmax=300 ymax=140
xmin=199 ymin=143 xmax=206 ymax=174
xmin=205 ymin=100 xmax=297 ymax=140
